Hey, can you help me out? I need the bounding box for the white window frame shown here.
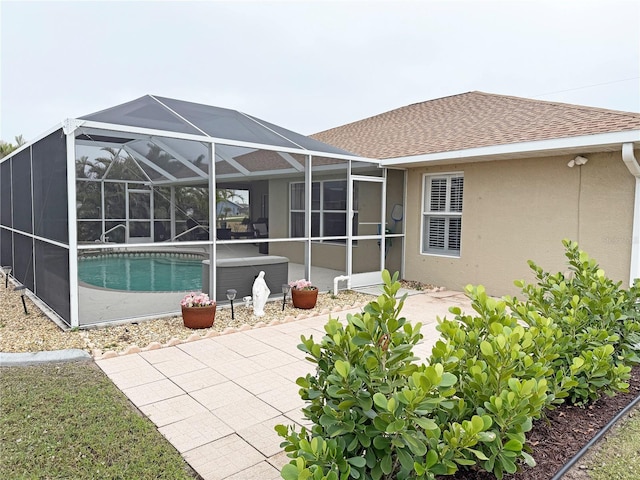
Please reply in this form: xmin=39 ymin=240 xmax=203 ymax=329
xmin=421 ymin=172 xmax=463 ymax=257
xmin=289 ymin=180 xmax=355 ymax=241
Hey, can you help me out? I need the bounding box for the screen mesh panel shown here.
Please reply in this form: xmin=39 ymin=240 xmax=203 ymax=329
xmin=80 ymin=96 xmax=201 ymax=135
xmin=13 ymin=233 xmax=34 ymax=290
xmin=32 ymin=130 xmax=68 ymax=243
xmin=11 ymin=148 xmax=33 ymax=234
xmin=1 ymin=160 xmax=12 ymax=227
xmin=156 ymin=96 xmax=299 ymax=150
xmin=35 ymin=240 xmax=70 ymax=325
xmin=1 ymin=229 xmax=12 ymax=266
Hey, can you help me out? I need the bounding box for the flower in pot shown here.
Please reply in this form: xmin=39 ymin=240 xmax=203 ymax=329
xmin=289 ymin=279 xmax=318 ymax=309
xmin=180 ymin=292 xmax=216 ymax=329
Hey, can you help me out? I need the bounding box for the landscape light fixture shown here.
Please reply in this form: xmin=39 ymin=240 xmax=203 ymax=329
xmin=15 ymin=285 xmax=28 ymax=314
xmin=2 ymin=266 xmax=11 ymax=288
xmin=226 ymin=289 xmax=237 ymax=320
xmin=282 ymin=284 xmax=291 ymax=311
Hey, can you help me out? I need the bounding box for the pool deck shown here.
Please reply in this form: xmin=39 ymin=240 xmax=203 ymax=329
xmin=95 ymin=289 xmax=472 ymax=479
xmin=79 ymin=243 xmax=356 ymax=326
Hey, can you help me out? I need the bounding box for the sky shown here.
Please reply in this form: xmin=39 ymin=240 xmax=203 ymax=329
xmin=1 ymin=0 xmax=639 ymax=144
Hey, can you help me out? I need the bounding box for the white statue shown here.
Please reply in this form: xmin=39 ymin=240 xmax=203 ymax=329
xmin=252 ymin=271 xmax=270 ymax=317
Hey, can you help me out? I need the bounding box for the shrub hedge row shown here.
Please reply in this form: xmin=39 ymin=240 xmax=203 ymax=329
xmin=276 ymin=240 xmax=640 ymax=480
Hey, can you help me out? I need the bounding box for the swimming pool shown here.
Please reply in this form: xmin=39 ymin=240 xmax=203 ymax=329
xmin=78 ymin=253 xmax=203 ymax=292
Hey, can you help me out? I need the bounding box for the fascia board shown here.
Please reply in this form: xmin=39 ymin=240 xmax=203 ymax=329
xmin=380 ymin=130 xmax=640 ymax=167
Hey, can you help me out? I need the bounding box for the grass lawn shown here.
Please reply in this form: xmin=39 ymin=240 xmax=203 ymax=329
xmin=588 ymin=407 xmax=640 ymax=480
xmin=0 ymin=361 xmax=196 ymax=479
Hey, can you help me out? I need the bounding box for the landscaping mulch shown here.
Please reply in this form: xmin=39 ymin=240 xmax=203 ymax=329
xmin=445 ymin=364 xmax=640 ymax=480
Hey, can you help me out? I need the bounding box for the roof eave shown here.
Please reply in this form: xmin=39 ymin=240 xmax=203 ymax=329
xmin=379 ymin=130 xmax=640 ymax=168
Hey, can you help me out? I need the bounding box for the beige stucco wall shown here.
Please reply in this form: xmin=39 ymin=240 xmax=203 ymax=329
xmin=403 ymin=150 xmax=636 ymax=296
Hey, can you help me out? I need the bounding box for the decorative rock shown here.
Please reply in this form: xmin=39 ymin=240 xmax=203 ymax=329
xmin=122 ymin=345 xmax=141 ymax=355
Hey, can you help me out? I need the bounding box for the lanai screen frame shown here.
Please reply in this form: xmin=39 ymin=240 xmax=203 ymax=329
xmin=69 ymin=118 xmax=388 ymax=327
xmin=1 ymin=109 xmax=397 ymax=328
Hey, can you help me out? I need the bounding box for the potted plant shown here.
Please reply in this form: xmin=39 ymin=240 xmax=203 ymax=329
xmin=180 ymin=292 xmax=216 ymax=329
xmin=289 ymin=279 xmax=318 ymax=309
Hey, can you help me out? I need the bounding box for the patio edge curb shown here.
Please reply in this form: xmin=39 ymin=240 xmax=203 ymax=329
xmin=0 ymin=349 xmax=92 ymax=366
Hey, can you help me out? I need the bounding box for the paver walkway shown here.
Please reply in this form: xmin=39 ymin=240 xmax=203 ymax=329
xmin=96 ymin=290 xmax=472 ymax=480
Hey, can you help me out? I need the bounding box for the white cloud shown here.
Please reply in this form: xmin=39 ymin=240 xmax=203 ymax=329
xmin=1 ymin=0 xmax=638 ymax=142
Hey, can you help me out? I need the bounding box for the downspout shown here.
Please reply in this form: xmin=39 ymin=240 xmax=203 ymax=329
xmin=622 ymin=142 xmax=640 ymax=286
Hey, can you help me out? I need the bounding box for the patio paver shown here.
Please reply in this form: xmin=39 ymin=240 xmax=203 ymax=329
xmin=96 ymin=290 xmax=471 ymax=479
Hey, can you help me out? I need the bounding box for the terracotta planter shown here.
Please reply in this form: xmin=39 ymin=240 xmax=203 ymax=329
xmin=181 ymin=305 xmax=216 ymax=329
xmin=291 ymin=288 xmax=318 ymax=309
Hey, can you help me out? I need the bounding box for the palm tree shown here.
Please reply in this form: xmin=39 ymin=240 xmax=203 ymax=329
xmin=0 ymin=135 xmax=27 ymax=159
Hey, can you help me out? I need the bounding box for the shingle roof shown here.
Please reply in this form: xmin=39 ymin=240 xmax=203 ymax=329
xmin=311 ymin=91 xmax=640 ymax=159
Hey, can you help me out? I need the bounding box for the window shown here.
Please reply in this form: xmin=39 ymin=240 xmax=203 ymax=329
xmin=290 ymin=180 xmax=357 ymax=239
xmin=422 ymin=173 xmax=463 ymax=256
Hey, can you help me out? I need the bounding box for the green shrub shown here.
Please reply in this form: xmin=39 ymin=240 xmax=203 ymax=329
xmin=276 ymin=271 xmax=494 ymax=480
xmin=510 ymin=239 xmax=636 ymax=404
xmin=277 ymin=241 xmax=640 ymax=479
xmin=428 ymin=285 xmax=554 ymax=478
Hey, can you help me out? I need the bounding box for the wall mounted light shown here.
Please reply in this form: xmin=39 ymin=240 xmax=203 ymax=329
xmin=226 ymin=288 xmax=237 ymax=320
xmin=568 ymin=155 xmax=589 ymax=168
xmin=282 ymin=284 xmax=291 ymax=311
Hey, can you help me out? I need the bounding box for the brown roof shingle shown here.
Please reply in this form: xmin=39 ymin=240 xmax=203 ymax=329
xmin=311 ymin=91 xmax=640 ymax=159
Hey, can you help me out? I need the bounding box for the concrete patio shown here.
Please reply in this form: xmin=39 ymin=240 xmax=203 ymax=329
xmin=95 ymin=289 xmax=472 ymax=480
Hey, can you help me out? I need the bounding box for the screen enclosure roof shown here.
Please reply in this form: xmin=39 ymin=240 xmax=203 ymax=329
xmin=73 ymin=94 xmax=376 ymax=185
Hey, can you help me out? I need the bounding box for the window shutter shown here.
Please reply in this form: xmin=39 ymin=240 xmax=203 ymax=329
xmin=429 ymin=178 xmax=447 ymax=212
xmin=428 ymin=217 xmax=445 ymax=249
xmin=448 ymin=217 xmax=461 ymax=250
xmin=450 ymin=177 xmax=464 ymax=212
xmin=423 ymin=173 xmax=464 ymax=256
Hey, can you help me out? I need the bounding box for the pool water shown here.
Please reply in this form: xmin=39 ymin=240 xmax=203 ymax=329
xmin=78 ymin=254 xmax=203 ymax=292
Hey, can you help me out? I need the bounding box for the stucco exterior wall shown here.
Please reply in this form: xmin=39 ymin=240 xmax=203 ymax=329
xmin=404 ymin=150 xmax=636 ymax=296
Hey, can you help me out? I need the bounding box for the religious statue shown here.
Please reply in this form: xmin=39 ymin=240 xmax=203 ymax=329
xmin=252 ymin=271 xmax=270 ymax=317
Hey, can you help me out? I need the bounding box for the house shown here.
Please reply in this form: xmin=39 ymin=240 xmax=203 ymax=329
xmin=313 ymin=91 xmax=640 ymax=295
xmin=2 ymin=92 xmax=638 ymax=328
xmin=216 ymin=199 xmax=242 ymax=218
